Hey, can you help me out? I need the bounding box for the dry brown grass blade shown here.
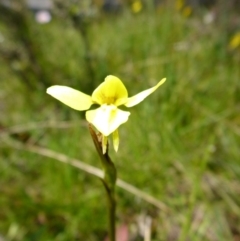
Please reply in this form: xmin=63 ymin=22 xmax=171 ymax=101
xmin=1 ymin=120 xmax=84 ymax=136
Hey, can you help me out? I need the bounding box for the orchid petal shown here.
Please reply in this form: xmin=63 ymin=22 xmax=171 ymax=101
xmin=92 ymin=75 xmax=128 ymax=106
xmin=102 ymin=135 xmax=108 ymax=154
xmin=112 ymin=129 xmax=119 ymax=152
xmin=124 ymin=78 xmax=166 ymax=107
xmin=86 ymin=105 xmax=130 ymax=136
xmin=47 ymin=85 xmax=93 ymax=111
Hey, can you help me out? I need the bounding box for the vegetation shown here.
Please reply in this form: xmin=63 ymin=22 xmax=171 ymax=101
xmin=1 ymin=1 xmax=240 ymax=240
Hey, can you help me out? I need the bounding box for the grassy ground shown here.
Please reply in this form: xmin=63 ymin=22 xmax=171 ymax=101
xmin=1 ymin=3 xmax=240 ymax=241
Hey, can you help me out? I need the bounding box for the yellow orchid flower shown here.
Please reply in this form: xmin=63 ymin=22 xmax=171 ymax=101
xmin=47 ymin=75 xmax=166 ymax=153
xmin=132 ymin=0 xmax=143 ymax=13
xmin=229 ymin=32 xmax=240 ymax=50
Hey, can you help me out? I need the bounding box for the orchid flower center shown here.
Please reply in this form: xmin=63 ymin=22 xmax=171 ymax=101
xmin=101 ymin=104 xmax=117 ymax=112
xmin=104 ymin=96 xmax=117 ymax=105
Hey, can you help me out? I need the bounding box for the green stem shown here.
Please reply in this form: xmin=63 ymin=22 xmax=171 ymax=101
xmin=89 ymin=124 xmax=117 ymax=241
xmin=103 ymin=179 xmax=116 ymax=241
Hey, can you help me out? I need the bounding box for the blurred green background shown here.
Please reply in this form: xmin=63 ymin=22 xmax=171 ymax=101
xmin=1 ymin=0 xmax=240 ymax=240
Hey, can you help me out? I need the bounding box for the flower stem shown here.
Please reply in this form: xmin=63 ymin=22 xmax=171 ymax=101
xmin=89 ymin=124 xmax=117 ymax=241
xmin=103 ymin=177 xmax=116 ymax=241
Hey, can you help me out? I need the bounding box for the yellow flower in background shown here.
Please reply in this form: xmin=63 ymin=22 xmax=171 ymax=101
xmin=47 ymin=75 xmax=166 ymax=153
xmin=176 ymin=0 xmax=184 ymax=11
xmin=132 ymin=0 xmax=142 ymax=13
xmin=182 ymin=6 xmax=192 ymax=17
xmin=175 ymin=0 xmax=192 ymax=17
xmin=229 ymin=32 xmax=240 ymax=50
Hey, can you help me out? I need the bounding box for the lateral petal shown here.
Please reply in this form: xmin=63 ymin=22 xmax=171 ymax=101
xmin=102 ymin=135 xmax=108 ymax=154
xmin=124 ymin=78 xmax=166 ymax=107
xmin=112 ymin=129 xmax=119 ymax=152
xmin=86 ymin=105 xmax=130 ymax=136
xmin=47 ymin=85 xmax=93 ymax=111
xmin=92 ymin=75 xmax=128 ymax=106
